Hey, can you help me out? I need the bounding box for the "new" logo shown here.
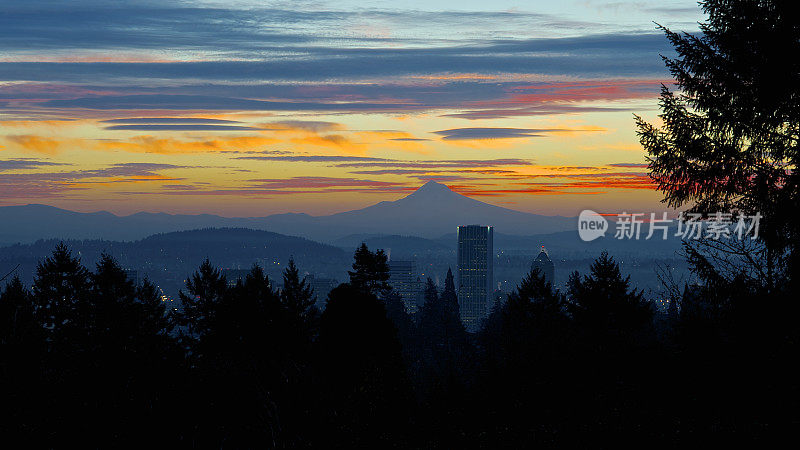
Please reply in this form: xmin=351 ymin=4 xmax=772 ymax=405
xmin=578 ymin=210 xmax=608 ymax=241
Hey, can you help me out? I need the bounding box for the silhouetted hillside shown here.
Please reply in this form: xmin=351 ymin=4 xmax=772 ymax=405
xmin=0 ymin=182 xmax=575 ymax=243
xmin=333 ymin=234 xmax=450 ymax=258
xmin=0 ymin=228 xmax=350 ymax=296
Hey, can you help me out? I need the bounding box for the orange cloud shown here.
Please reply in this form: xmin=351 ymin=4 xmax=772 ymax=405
xmin=0 ymin=119 xmax=78 ymax=128
xmin=289 ymin=134 xmax=367 ymax=154
xmin=260 ymin=121 xmax=345 ymax=133
xmin=5 ymin=135 xmax=63 ymax=154
xmin=98 ymin=135 xmax=281 ymax=154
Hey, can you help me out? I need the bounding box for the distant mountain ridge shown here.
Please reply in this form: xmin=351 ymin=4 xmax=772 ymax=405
xmin=0 ymin=181 xmax=576 ymax=244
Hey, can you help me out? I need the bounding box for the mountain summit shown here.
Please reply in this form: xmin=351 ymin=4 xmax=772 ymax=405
xmin=407 ymin=180 xmax=456 ymax=197
xmin=308 ymin=180 xmax=574 ymax=238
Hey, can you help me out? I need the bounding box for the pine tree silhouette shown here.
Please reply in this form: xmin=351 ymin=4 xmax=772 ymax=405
xmin=281 ymin=258 xmax=318 ymax=347
xmin=316 ymin=282 xmax=410 ymax=447
xmin=348 ymin=243 xmax=391 ymax=296
xmin=175 ymin=258 xmax=228 ymax=358
xmin=1 ymin=276 xmax=44 ymax=440
xmin=567 ymin=251 xmax=653 ymax=349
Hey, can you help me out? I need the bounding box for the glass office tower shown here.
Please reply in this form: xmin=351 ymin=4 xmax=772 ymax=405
xmin=457 ymin=225 xmax=493 ymax=332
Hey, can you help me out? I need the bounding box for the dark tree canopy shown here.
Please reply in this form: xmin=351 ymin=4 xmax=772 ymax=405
xmin=481 ymin=267 xmax=569 ymax=371
xmin=348 ymin=243 xmax=391 ymax=296
xmin=316 ymin=283 xmax=410 ymax=446
xmin=419 ymin=271 xmax=467 ymax=354
xmin=281 ymin=258 xmax=318 ymax=347
xmin=636 ymin=0 xmax=800 ymax=281
xmin=568 ymin=252 xmax=653 ymax=348
xmin=0 ymin=276 xmax=38 ymax=349
xmin=32 ymin=243 xmax=92 ymax=347
xmin=175 ymin=258 xmax=228 ymax=357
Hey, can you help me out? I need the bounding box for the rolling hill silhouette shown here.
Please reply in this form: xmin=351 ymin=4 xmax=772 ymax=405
xmin=0 ymin=181 xmax=575 ymax=243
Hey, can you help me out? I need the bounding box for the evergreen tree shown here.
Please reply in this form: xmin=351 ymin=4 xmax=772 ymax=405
xmin=281 ymin=258 xmax=318 ymax=346
xmin=479 ymin=267 xmax=569 ymax=372
xmin=90 ymin=254 xmax=180 ymax=444
xmin=419 ymin=274 xmax=467 ymax=355
xmin=92 ymin=253 xmax=140 ymax=355
xmin=32 ymin=243 xmax=92 ymax=355
xmin=383 ymin=289 xmax=416 ymax=363
xmin=348 ymin=243 xmax=391 ymax=296
xmin=136 ymin=278 xmax=176 ymax=344
xmin=440 ymin=268 xmax=467 ymax=350
xmin=315 ymin=283 xmax=410 ymax=446
xmin=30 ymin=243 xmax=94 ymax=442
xmin=635 ymin=0 xmax=799 ymax=286
xmin=0 ymin=276 xmax=44 ymax=439
xmin=567 ymin=252 xmax=653 ymax=349
xmin=476 ymin=268 xmax=573 ymax=440
xmin=417 ymin=273 xmax=471 ymax=410
xmin=0 ymin=276 xmax=38 ymax=351
xmin=211 ymin=265 xmax=284 ymax=447
xmin=419 ymin=277 xmax=442 ymax=348
xmin=175 ymin=258 xmax=228 ymax=357
xmin=634 ymin=4 xmax=800 ymax=436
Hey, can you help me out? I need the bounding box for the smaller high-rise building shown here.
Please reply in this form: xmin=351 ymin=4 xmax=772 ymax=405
xmin=531 ymin=246 xmax=555 ymax=285
xmin=388 ymin=260 xmax=419 ymax=314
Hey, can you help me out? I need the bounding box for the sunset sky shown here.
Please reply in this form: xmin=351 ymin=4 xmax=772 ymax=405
xmin=0 ymin=0 xmax=704 ymax=217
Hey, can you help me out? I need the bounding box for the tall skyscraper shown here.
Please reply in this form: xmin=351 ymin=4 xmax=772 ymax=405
xmin=531 ymin=246 xmax=555 ymax=285
xmin=388 ymin=260 xmax=419 ymax=314
xmin=457 ymin=225 xmax=493 ymax=332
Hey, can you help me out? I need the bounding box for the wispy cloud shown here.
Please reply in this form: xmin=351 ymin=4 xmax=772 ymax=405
xmin=100 ymin=117 xmax=242 ymax=124
xmin=608 ymin=162 xmax=649 ymax=168
xmin=0 ymin=161 xmax=194 ymax=199
xmin=433 ymin=126 xmax=605 ymax=140
xmin=433 ymin=128 xmax=545 ymax=140
xmin=0 ymin=158 xmax=69 ymax=172
xmin=264 ymin=121 xmax=344 ymax=133
xmin=5 ymin=135 xmax=63 ymax=154
xmin=235 ymin=155 xmax=392 ymax=163
xmin=104 ymin=124 xmax=260 ymax=131
xmin=334 ymin=158 xmax=534 ymax=169
xmin=138 ymin=176 xmax=413 ymax=197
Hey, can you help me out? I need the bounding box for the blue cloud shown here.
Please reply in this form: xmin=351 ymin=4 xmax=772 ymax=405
xmin=0 ymin=158 xmax=70 ymax=172
xmin=103 ymin=124 xmax=259 ymax=131
xmin=0 ymin=37 xmax=670 ymax=82
xmin=101 ymin=117 xmax=242 ymax=124
xmin=0 ymin=1 xmax=675 ymax=118
xmin=34 ymin=94 xmax=404 ymax=111
xmin=434 ymin=128 xmax=547 ymax=140
xmin=235 ymin=156 xmax=393 ymax=163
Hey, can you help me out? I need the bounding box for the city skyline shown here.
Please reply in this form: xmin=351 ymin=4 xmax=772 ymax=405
xmin=0 ymin=0 xmax=704 ymax=217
